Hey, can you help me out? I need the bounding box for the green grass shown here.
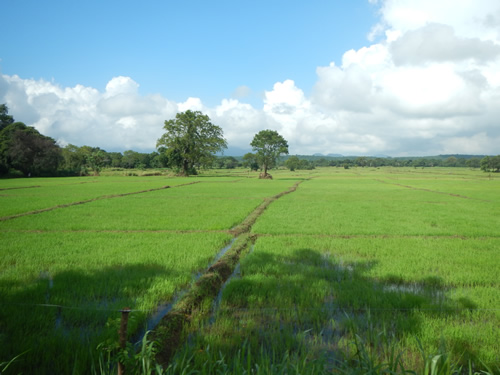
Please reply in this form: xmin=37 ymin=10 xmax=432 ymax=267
xmin=0 ymin=231 xmax=232 ymax=373
xmin=175 ymin=168 xmax=499 ymax=373
xmin=0 ymin=176 xmax=192 ymax=218
xmin=181 ymin=234 xmax=498 ymax=372
xmin=1 ymin=167 xmax=498 ymax=374
xmin=0 ymin=179 xmax=297 ymax=232
xmin=252 ymin=176 xmax=500 ymax=237
xmin=0 ymin=173 xmax=302 ymax=374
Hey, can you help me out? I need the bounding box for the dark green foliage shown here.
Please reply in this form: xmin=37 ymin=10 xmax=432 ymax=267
xmin=215 ymin=156 xmax=240 ymax=169
xmin=285 ymin=155 xmax=315 ymax=171
xmin=465 ymin=157 xmax=481 ymax=169
xmin=480 ymin=155 xmax=500 ymax=172
xmin=285 ymin=155 xmax=300 ymax=171
xmin=250 ymin=129 xmax=289 ymax=175
xmin=156 ymin=110 xmax=227 ymax=176
xmin=242 ymin=152 xmax=259 ymax=171
xmin=0 ymin=121 xmax=62 ymax=176
xmin=0 ymin=104 xmax=14 ymax=132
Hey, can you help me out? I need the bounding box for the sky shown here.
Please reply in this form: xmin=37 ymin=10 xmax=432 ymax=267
xmin=1 ymin=0 xmax=500 ymax=156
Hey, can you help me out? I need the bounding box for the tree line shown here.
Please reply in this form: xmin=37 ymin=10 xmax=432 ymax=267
xmin=1 ymin=104 xmax=498 ymax=178
xmin=280 ymin=155 xmax=500 ymax=171
xmin=0 ymin=104 xmax=167 ymax=177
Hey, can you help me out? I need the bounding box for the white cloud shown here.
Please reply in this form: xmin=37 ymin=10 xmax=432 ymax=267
xmin=105 ymin=76 xmax=139 ymax=97
xmin=390 ymin=23 xmax=500 ymax=65
xmin=314 ymin=62 xmax=373 ymax=113
xmin=309 ymin=0 xmax=500 ymax=155
xmin=441 ymin=132 xmax=500 ymax=154
xmin=178 ymin=97 xmax=204 ymax=112
xmin=376 ymin=0 xmax=500 ymax=39
xmin=0 ymin=74 xmax=178 ymax=152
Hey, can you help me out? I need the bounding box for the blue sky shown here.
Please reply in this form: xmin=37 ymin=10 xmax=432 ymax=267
xmin=1 ymin=0 xmax=376 ymax=105
xmin=1 ymin=0 xmax=500 ymax=155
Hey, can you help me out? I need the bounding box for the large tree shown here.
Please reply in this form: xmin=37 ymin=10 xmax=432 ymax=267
xmin=156 ymin=110 xmax=227 ymax=176
xmin=480 ymin=155 xmax=500 ymax=172
xmin=250 ymin=129 xmax=288 ymax=178
xmin=0 ymin=122 xmax=62 ymax=176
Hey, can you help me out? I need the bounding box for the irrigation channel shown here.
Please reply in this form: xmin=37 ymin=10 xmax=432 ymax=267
xmin=131 ymin=238 xmax=236 ymax=343
xmin=130 ymin=180 xmax=306 ymax=364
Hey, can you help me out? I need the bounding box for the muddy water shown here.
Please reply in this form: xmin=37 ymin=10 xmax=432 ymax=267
xmin=209 ymin=244 xmax=254 ymax=324
xmin=133 ymin=238 xmax=237 ymax=344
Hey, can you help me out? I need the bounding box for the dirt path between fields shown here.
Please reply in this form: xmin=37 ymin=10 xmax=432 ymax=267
xmin=0 ymin=185 xmax=41 ymax=191
xmin=152 ymin=179 xmax=306 ymax=365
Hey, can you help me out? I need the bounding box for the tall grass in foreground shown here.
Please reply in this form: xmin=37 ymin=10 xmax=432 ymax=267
xmin=88 ymin=327 xmax=498 ymax=375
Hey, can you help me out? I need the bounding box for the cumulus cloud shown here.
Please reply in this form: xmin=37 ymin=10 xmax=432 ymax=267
xmin=105 ymin=76 xmax=139 ymax=97
xmin=390 ymin=23 xmax=500 ymax=65
xmin=309 ymin=0 xmax=500 ymax=155
xmin=1 ymin=0 xmax=500 ymax=156
xmin=0 ymin=74 xmax=178 ymax=152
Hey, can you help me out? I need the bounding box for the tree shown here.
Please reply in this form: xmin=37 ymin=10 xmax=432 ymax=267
xmin=61 ymin=144 xmax=86 ymax=173
xmin=86 ymin=149 xmax=106 ymax=175
xmin=156 ymin=110 xmax=227 ymax=176
xmin=0 ymin=122 xmax=62 ymax=176
xmin=215 ymin=156 xmax=239 ymax=169
xmin=0 ymin=104 xmax=14 ymax=131
xmin=444 ymin=156 xmax=458 ymax=167
xmin=122 ymin=150 xmax=141 ymax=169
xmin=355 ymin=157 xmax=368 ymax=167
xmin=108 ymin=152 xmax=124 ymax=168
xmin=299 ymin=159 xmax=314 ymax=170
xmin=466 ymin=157 xmax=481 ymax=169
xmin=481 ymin=155 xmax=500 ymax=172
xmin=285 ymin=155 xmax=300 ymax=171
xmin=242 ymin=152 xmax=259 ymax=171
xmin=492 ymin=156 xmax=500 ymax=172
xmin=250 ymin=129 xmax=288 ymax=178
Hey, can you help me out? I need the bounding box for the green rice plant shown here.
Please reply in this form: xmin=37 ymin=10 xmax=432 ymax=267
xmin=1 ymin=178 xmax=300 ymax=231
xmin=252 ymin=177 xmax=499 ymax=237
xmin=94 ymin=331 xmax=162 ymax=375
xmin=0 ymin=231 xmax=232 ymax=374
xmin=188 ymin=232 xmax=498 ymax=373
xmin=2 ymin=169 xmax=498 ymax=373
xmin=0 ymin=176 xmax=190 ymax=218
xmin=165 ymin=337 xmax=328 ymax=375
xmin=0 ymin=350 xmax=29 ymax=374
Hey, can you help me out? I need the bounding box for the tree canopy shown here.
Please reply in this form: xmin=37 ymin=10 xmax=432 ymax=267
xmin=0 ymin=121 xmax=62 ymax=176
xmin=0 ymin=104 xmax=14 ymax=132
xmin=480 ymin=155 xmax=500 ymax=172
xmin=156 ymin=110 xmax=227 ymax=176
xmin=250 ymin=129 xmax=289 ymax=177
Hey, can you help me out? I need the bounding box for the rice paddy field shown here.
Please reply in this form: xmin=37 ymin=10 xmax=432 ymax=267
xmin=0 ymin=167 xmax=499 ymax=374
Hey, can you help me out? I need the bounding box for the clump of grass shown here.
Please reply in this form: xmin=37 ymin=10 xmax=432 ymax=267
xmin=94 ymin=331 xmax=163 ymax=375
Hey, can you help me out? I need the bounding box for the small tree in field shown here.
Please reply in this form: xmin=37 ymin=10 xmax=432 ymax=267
xmin=156 ymin=110 xmax=227 ymax=176
xmin=285 ymin=155 xmax=300 ymax=171
xmin=242 ymin=152 xmax=259 ymax=171
xmin=250 ymin=129 xmax=288 ymax=178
